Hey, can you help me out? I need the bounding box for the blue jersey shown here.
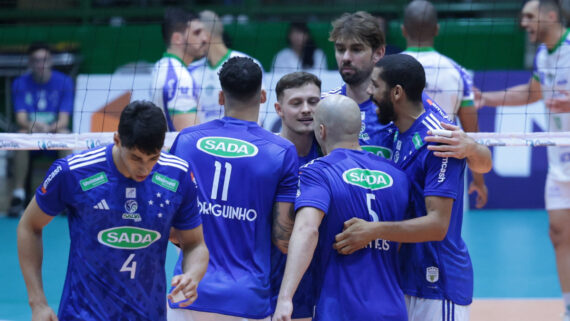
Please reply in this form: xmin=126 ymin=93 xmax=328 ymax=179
xmin=169 ymin=117 xmax=299 ymax=319
xmin=270 ymin=138 xmax=321 ymax=318
xmin=324 ymin=85 xmax=394 ymax=158
xmin=12 ymin=70 xmax=74 ymax=124
xmin=296 ymin=148 xmax=410 ymax=321
xmin=35 ymin=144 xmax=200 ymax=321
xmin=392 ymin=109 xmax=473 ymax=305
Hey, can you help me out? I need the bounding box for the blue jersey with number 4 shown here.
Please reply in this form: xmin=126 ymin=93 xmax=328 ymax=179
xmin=169 ymin=117 xmax=298 ymax=319
xmin=295 ymin=148 xmax=410 ymax=321
xmin=35 ymin=144 xmax=201 ymax=321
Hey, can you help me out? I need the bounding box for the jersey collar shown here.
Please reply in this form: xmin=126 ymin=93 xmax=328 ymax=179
xmin=162 ymin=52 xmax=187 ymax=67
xmin=209 ymin=49 xmax=233 ymax=70
xmin=405 ymin=46 xmax=435 ymax=52
xmin=548 ymin=28 xmax=570 ymax=54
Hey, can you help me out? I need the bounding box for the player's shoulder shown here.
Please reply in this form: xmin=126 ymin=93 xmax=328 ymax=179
xmin=155 ymin=151 xmax=190 ymax=176
xmin=253 ymin=126 xmax=296 ymax=150
xmin=322 ymin=85 xmax=344 ymax=99
xmin=50 ymin=70 xmax=72 ymax=81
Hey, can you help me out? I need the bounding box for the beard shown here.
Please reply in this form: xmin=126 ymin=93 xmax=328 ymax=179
xmin=371 ymin=92 xmax=396 ymax=125
xmin=340 ymin=63 xmax=374 ymax=86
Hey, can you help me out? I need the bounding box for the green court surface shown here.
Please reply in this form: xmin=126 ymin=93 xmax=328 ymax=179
xmin=0 ymin=209 xmax=559 ymax=320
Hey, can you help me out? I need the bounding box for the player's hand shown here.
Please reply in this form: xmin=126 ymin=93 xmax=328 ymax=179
xmin=168 ymin=273 xmax=199 ymax=307
xmin=469 ymin=178 xmax=488 ymax=209
xmin=545 ymin=90 xmax=570 ymax=113
xmin=30 ymin=122 xmax=50 ymax=133
xmin=425 ymin=122 xmax=474 ymax=159
xmin=333 ymin=218 xmax=374 ymax=255
xmin=31 ymin=303 xmax=58 ymax=321
xmin=272 ymin=298 xmax=293 ymax=321
xmin=472 ymin=86 xmax=486 ymax=109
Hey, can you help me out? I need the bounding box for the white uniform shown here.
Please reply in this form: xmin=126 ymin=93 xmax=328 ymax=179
xmin=534 ymin=29 xmax=570 ymax=209
xmin=403 ymin=47 xmax=474 ymax=122
xmin=149 ymin=53 xmax=199 ymax=131
xmin=188 ymin=50 xmax=267 ymax=124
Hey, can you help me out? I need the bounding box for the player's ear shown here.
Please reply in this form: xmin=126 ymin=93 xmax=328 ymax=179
xmin=372 ymin=46 xmax=385 ymax=63
xmin=113 ymin=132 xmax=121 ymax=147
xmin=401 ymin=24 xmax=407 ymax=38
xmin=274 ymin=101 xmax=283 ymax=116
xmin=218 ymin=91 xmax=225 ymax=106
xmin=260 ymin=89 xmax=267 ymax=104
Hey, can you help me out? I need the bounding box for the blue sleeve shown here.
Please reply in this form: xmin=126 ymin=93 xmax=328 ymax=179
xmin=11 ymin=78 xmax=29 ymax=113
xmin=59 ymin=75 xmax=74 ymax=114
xmin=423 ymin=150 xmax=464 ymax=199
xmin=35 ymin=159 xmax=70 ymax=216
xmin=171 ymin=165 xmax=202 ymax=230
xmin=275 ymin=144 xmax=299 ymax=203
xmin=294 ymin=165 xmax=330 ymax=214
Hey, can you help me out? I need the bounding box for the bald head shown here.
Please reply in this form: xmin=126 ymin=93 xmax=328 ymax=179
xmin=403 ymin=0 xmax=438 ymax=42
xmin=200 ymin=10 xmax=224 ymax=39
xmin=314 ymin=95 xmax=361 ymax=146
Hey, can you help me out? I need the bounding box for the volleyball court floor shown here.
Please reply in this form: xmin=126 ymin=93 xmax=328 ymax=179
xmin=0 ymin=197 xmax=562 ymax=320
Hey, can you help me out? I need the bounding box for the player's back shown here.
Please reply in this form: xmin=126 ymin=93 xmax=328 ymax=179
xmin=297 ymin=148 xmax=409 ymax=321
xmin=169 ymin=117 xmax=298 ymax=318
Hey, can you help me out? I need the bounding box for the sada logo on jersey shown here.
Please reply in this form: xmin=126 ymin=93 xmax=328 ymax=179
xmin=97 ymin=227 xmax=161 ymax=249
xmin=361 ymin=145 xmax=392 ymax=160
xmin=342 ymin=168 xmax=393 ymax=190
xmin=197 ymin=137 xmax=258 ymax=158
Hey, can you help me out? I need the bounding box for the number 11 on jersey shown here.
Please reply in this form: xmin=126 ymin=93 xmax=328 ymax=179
xmin=211 ymin=161 xmax=232 ymax=201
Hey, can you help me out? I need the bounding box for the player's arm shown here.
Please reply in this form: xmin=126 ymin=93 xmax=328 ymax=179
xmin=273 ymin=206 xmax=324 ymax=321
xmin=334 ymin=196 xmax=453 ymax=255
xmin=17 ymin=196 xmax=58 ymax=320
xmin=16 ymin=111 xmax=48 ymax=133
xmin=168 ymin=224 xmax=209 ymax=307
xmin=473 ymin=78 xmax=542 ymax=109
xmin=272 ymin=201 xmax=295 ymax=254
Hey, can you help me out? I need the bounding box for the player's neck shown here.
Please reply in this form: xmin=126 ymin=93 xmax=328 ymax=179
xmin=207 ymin=41 xmax=229 ymax=67
xmin=167 ymin=48 xmax=192 ymax=66
xmin=327 ymin=141 xmax=361 ymax=154
xmin=280 ymin=128 xmax=314 ymax=157
xmin=345 ymin=78 xmax=371 ymax=104
xmin=544 ymin=24 xmax=567 ymax=50
xmin=224 ymin=106 xmax=259 ymax=123
xmin=394 ymin=102 xmax=425 ymax=133
xmin=33 ymin=70 xmax=51 ymax=84
xmin=405 ymin=39 xmax=434 ymax=49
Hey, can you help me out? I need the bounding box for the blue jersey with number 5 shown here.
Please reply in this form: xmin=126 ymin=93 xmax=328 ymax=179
xmin=295 ymin=148 xmax=410 ymax=321
xmin=169 ymin=117 xmax=298 ymax=319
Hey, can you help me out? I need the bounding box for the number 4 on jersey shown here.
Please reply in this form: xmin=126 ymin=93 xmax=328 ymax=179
xmin=120 ymin=254 xmax=137 ymax=279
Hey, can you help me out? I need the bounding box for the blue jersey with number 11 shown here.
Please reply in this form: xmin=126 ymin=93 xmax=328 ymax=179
xmin=169 ymin=117 xmax=298 ymax=319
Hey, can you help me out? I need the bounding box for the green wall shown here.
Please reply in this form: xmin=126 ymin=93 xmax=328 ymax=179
xmin=0 ymin=18 xmax=525 ymax=74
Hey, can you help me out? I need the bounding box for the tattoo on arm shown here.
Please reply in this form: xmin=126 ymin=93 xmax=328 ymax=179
xmin=272 ymin=203 xmax=295 ymax=249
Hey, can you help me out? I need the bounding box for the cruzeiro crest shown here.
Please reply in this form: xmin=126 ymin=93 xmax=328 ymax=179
xmin=124 ymin=199 xmax=138 ymax=213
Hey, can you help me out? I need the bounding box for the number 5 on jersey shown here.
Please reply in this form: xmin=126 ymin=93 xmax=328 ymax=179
xmin=211 ymin=161 xmax=232 ymax=201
